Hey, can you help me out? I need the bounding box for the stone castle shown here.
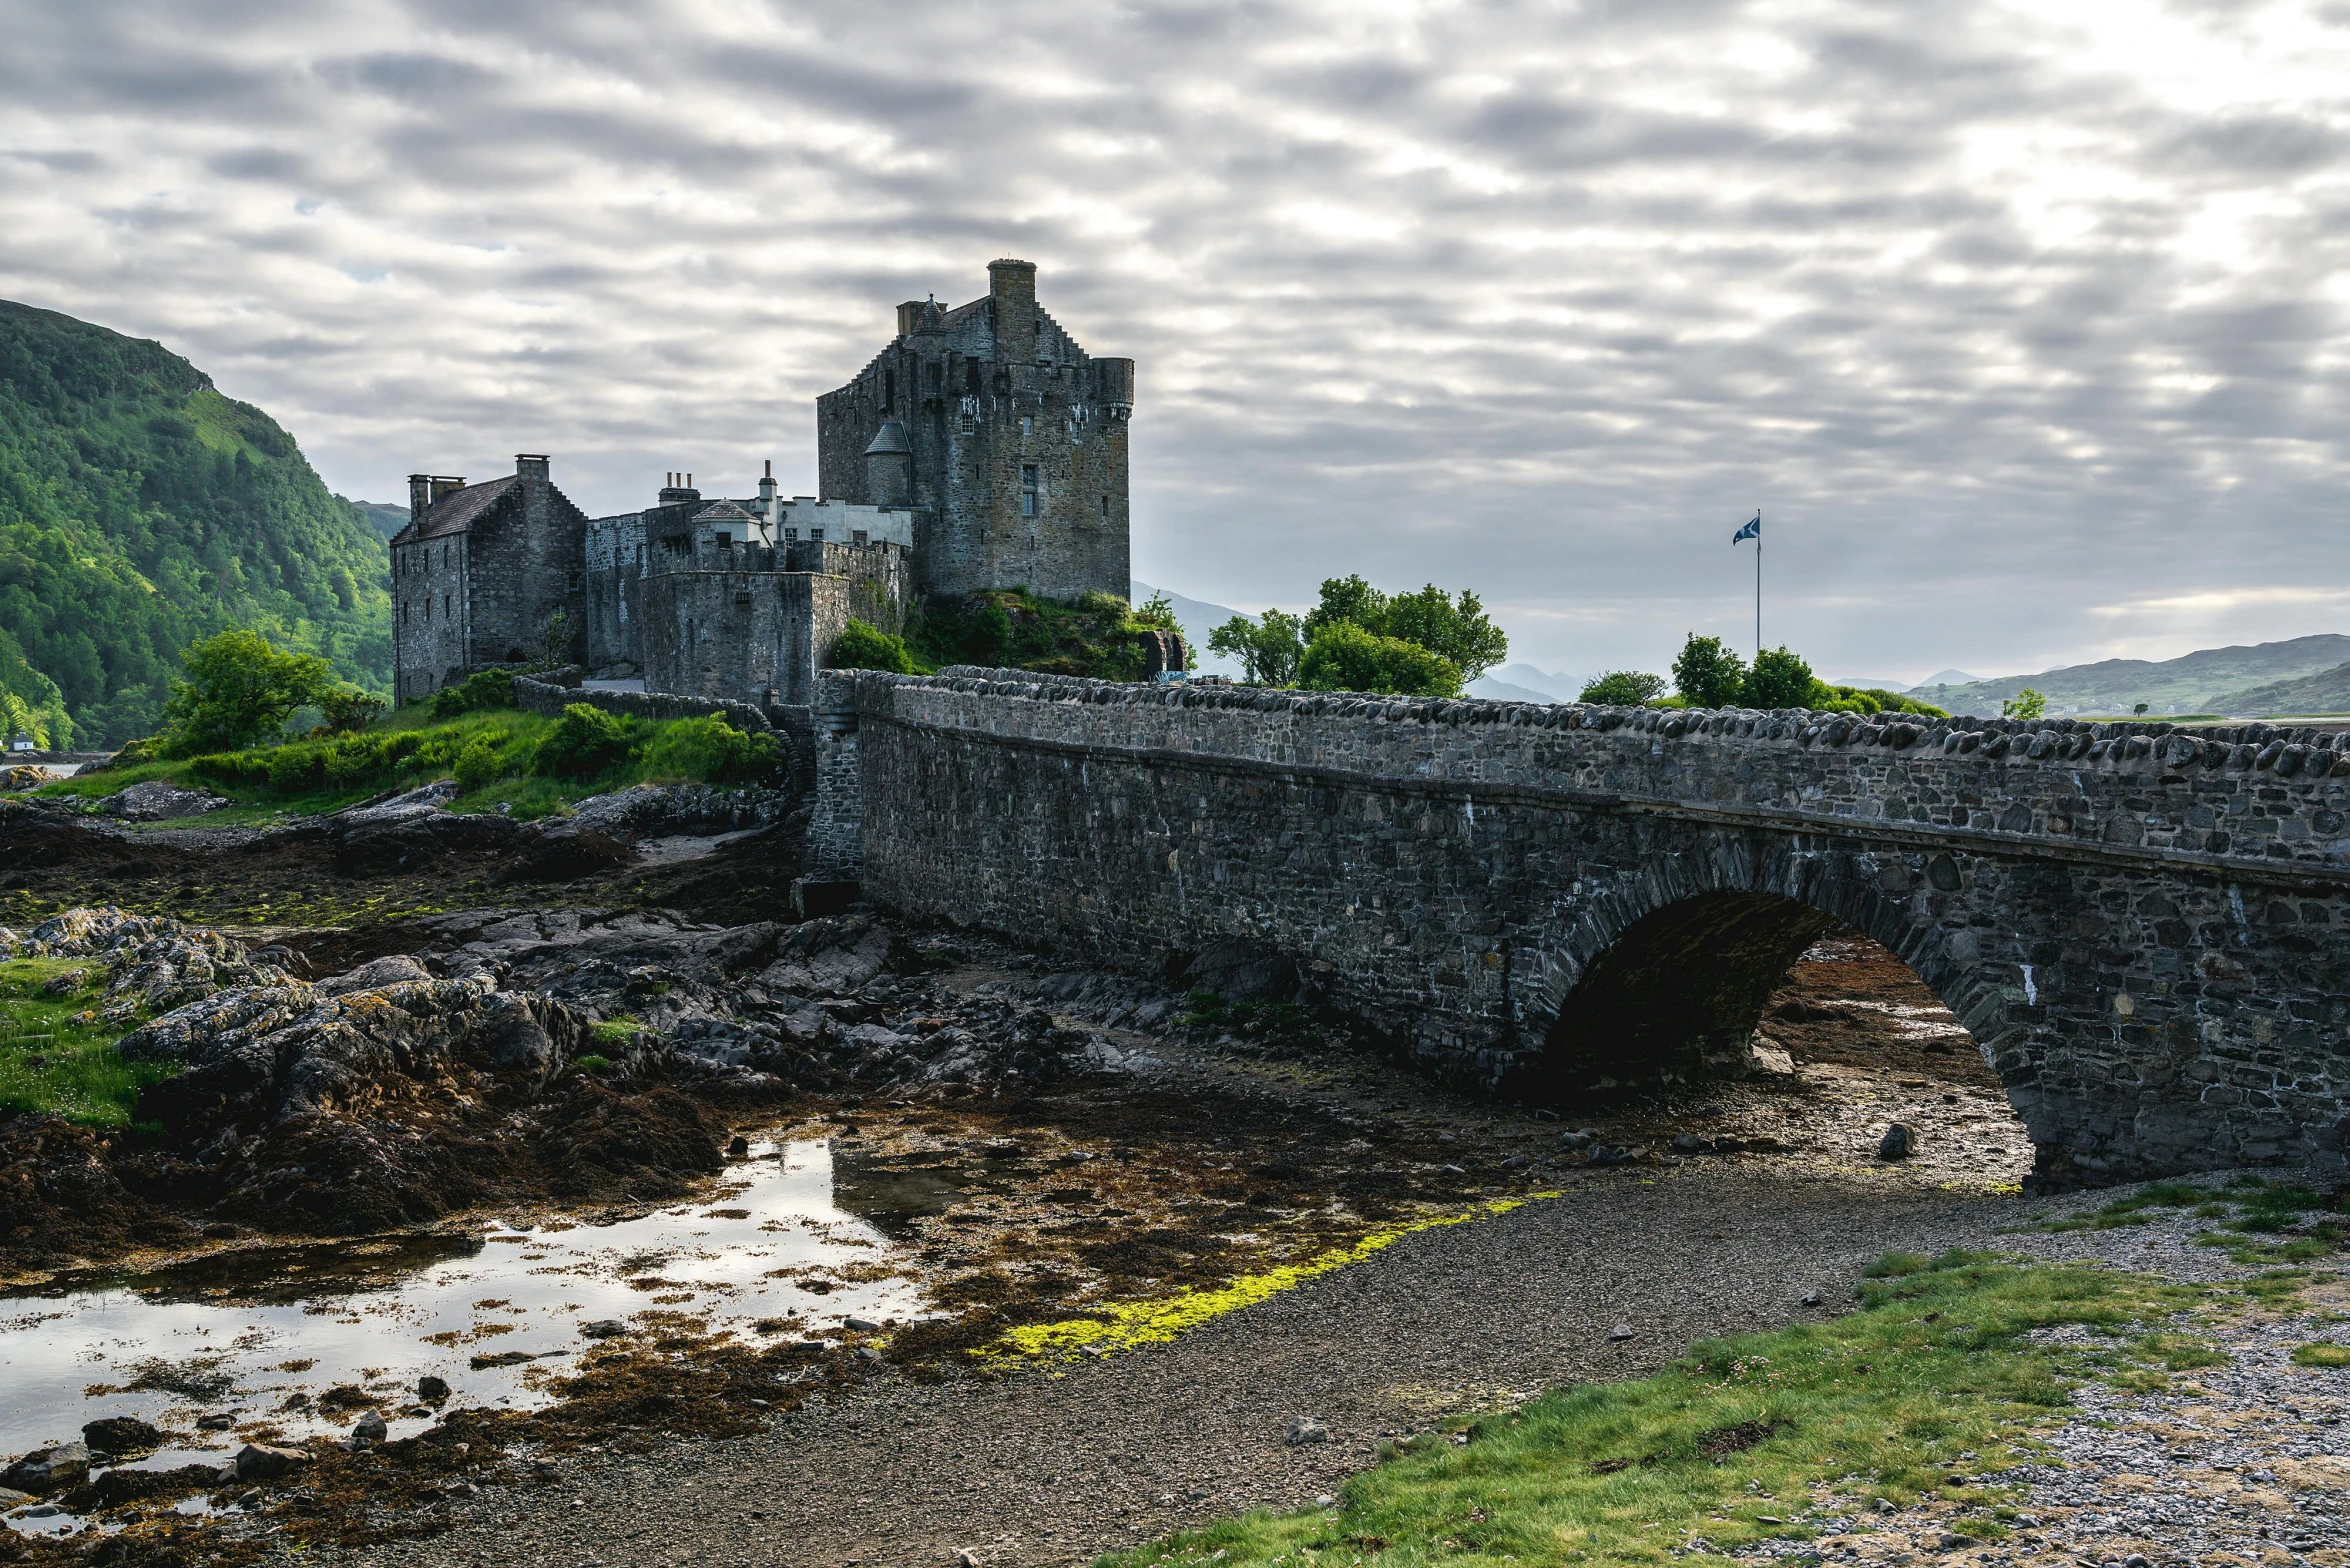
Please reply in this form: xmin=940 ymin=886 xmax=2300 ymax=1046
xmin=390 ymin=260 xmax=1135 ymax=707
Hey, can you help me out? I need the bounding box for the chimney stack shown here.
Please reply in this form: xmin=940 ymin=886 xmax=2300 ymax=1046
xmin=516 ymin=453 xmax=550 ymax=482
xmin=409 ymin=474 xmax=433 ymax=522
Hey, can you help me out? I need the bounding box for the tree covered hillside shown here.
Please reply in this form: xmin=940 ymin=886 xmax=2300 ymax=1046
xmin=0 ymin=300 xmax=390 ymax=746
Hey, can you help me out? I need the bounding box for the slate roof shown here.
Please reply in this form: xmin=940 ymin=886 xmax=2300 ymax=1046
xmin=390 ymin=475 xmax=519 ymax=546
xmin=694 ymin=500 xmax=760 ymax=524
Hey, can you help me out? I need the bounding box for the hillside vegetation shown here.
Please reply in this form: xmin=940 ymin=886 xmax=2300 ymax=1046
xmin=2209 ymin=660 xmax=2350 ymax=716
xmin=0 ymin=299 xmax=392 ymax=746
xmin=1908 ymin=633 xmax=2350 ymax=718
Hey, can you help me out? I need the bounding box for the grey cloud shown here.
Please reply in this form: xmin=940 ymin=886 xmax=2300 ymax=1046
xmin=3 ymin=0 xmax=2349 ymax=683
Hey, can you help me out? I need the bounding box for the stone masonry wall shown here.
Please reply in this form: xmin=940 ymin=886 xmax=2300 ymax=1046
xmin=514 ymin=673 xmax=770 ymax=734
xmin=816 ymin=670 xmax=2350 ymax=1186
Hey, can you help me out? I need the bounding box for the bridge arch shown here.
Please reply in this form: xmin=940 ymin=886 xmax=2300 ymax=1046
xmin=1511 ymin=831 xmax=2024 ymax=1111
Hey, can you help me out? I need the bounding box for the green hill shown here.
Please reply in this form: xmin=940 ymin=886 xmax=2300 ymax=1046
xmin=1906 ymin=634 xmax=2350 ymax=718
xmin=2210 ymin=661 xmax=2350 ymax=716
xmin=0 ymin=300 xmax=390 ymax=746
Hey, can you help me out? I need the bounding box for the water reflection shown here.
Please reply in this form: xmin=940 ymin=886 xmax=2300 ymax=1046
xmin=0 ymin=1135 xmax=924 ymax=1521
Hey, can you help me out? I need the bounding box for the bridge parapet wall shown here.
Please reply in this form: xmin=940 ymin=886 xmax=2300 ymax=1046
xmin=818 ymin=669 xmax=2350 ymax=1185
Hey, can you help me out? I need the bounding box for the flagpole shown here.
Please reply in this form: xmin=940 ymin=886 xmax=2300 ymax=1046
xmin=1754 ymin=507 xmax=1762 ymax=660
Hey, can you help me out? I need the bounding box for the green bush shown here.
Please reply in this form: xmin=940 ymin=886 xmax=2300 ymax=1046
xmin=1743 ymin=646 xmax=1817 ymax=709
xmin=1578 ymin=670 xmax=1666 ymax=705
xmin=534 ymin=703 xmax=639 ymax=781
xmin=830 ymin=619 xmax=916 ymax=674
xmin=320 ymin=684 xmax=385 ymax=734
xmin=1672 ymin=633 xmax=1748 ymax=708
xmin=1298 ymin=621 xmax=1463 ymax=698
xmin=636 ymin=714 xmax=783 ymax=786
xmin=453 ymin=729 xmax=524 ymax=791
xmin=429 ymin=669 xmax=518 ymax=719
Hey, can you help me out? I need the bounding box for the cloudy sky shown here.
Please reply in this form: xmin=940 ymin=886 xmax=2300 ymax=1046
xmin=3 ymin=0 xmax=2347 ymax=685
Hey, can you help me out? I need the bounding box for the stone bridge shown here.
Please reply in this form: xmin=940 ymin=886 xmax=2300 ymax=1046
xmin=807 ymin=668 xmax=2350 ymax=1186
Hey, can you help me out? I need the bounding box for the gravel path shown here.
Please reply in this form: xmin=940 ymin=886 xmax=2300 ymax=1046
xmin=327 ymin=1166 xmax=2030 ymax=1568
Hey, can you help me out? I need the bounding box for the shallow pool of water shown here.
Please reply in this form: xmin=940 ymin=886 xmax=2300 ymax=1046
xmin=0 ymin=1135 xmax=926 ymax=1502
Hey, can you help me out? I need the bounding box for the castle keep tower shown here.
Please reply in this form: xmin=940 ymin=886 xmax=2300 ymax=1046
xmin=815 ymin=260 xmax=1133 ymax=602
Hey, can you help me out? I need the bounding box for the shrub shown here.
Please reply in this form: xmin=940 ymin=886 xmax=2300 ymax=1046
xmin=1672 ymin=633 xmax=1747 ymax=709
xmin=1578 ymin=670 xmax=1666 ymax=705
xmin=830 ymin=619 xmax=916 ymax=674
xmin=1743 ymin=646 xmax=1817 ymax=710
xmin=159 ymin=630 xmax=335 ymax=756
xmin=636 ymin=714 xmax=784 ymax=786
xmin=453 ymin=730 xmax=518 ymax=791
xmin=1298 ymin=621 xmax=1463 ymax=698
xmin=534 ymin=703 xmax=638 ymax=781
xmin=430 ymin=669 xmax=518 ymax=720
xmin=320 ymin=684 xmax=386 ymax=734
xmin=2003 ymin=687 xmax=2048 ymax=721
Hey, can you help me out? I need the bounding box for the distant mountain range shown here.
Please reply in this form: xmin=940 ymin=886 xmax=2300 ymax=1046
xmin=1906 ymin=634 xmax=2350 ymax=718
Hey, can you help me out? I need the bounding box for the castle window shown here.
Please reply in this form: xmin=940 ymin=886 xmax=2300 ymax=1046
xmin=1021 ymin=416 xmax=1033 ymax=440
xmin=884 ymin=370 xmax=895 ymax=412
xmin=784 ymin=527 xmax=798 ymax=542
xmin=964 ymin=361 xmax=981 ymax=396
xmin=443 ymin=593 xmax=451 ymax=617
xmin=811 ymin=529 xmax=824 ymax=543
xmin=853 ymin=530 xmax=868 ymax=545
xmin=1021 ymin=464 xmax=1040 ymax=518
xmin=1101 ymin=496 xmax=1109 ymax=521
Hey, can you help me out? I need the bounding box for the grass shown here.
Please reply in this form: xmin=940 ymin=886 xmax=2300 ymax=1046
xmin=2292 ymin=1342 xmax=2350 ymax=1368
xmin=1105 ymin=1252 xmax=2235 ymax=1568
xmin=29 ymin=700 xmax=782 ymax=826
xmin=2028 ymin=1178 xmax=2346 ymax=1268
xmin=0 ymin=957 xmax=174 ymax=1124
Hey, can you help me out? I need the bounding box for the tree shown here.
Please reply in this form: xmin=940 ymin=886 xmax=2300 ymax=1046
xmin=1578 ymin=671 xmax=1667 ymax=706
xmin=1208 ymin=609 xmax=1307 ymax=687
xmin=1299 ymin=575 xmax=1509 ymax=685
xmin=1672 ymin=634 xmax=1748 ymax=709
xmin=831 ymin=620 xmax=916 ymax=674
xmin=1298 ymin=621 xmax=1462 ymax=697
xmin=158 ymin=630 xmax=333 ymax=756
xmin=1742 ymin=645 xmax=1816 ymax=710
xmin=1302 ymin=575 xmax=1387 ymax=642
xmin=1376 ymin=584 xmax=1509 ymax=684
xmin=2003 ymin=688 xmax=2048 ymax=721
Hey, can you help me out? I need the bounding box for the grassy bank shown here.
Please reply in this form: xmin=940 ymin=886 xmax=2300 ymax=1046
xmin=0 ymin=957 xmax=172 ymax=1124
xmin=1106 ymin=1251 xmax=2262 ymax=1568
xmin=30 ymin=684 xmax=782 ymax=823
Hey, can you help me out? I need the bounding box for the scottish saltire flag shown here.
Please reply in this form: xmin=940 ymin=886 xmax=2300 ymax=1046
xmin=1732 ymin=512 xmax=1761 ymax=544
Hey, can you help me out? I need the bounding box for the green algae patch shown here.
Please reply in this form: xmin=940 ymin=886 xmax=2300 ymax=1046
xmin=982 ymin=1195 xmax=1554 ymax=1364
